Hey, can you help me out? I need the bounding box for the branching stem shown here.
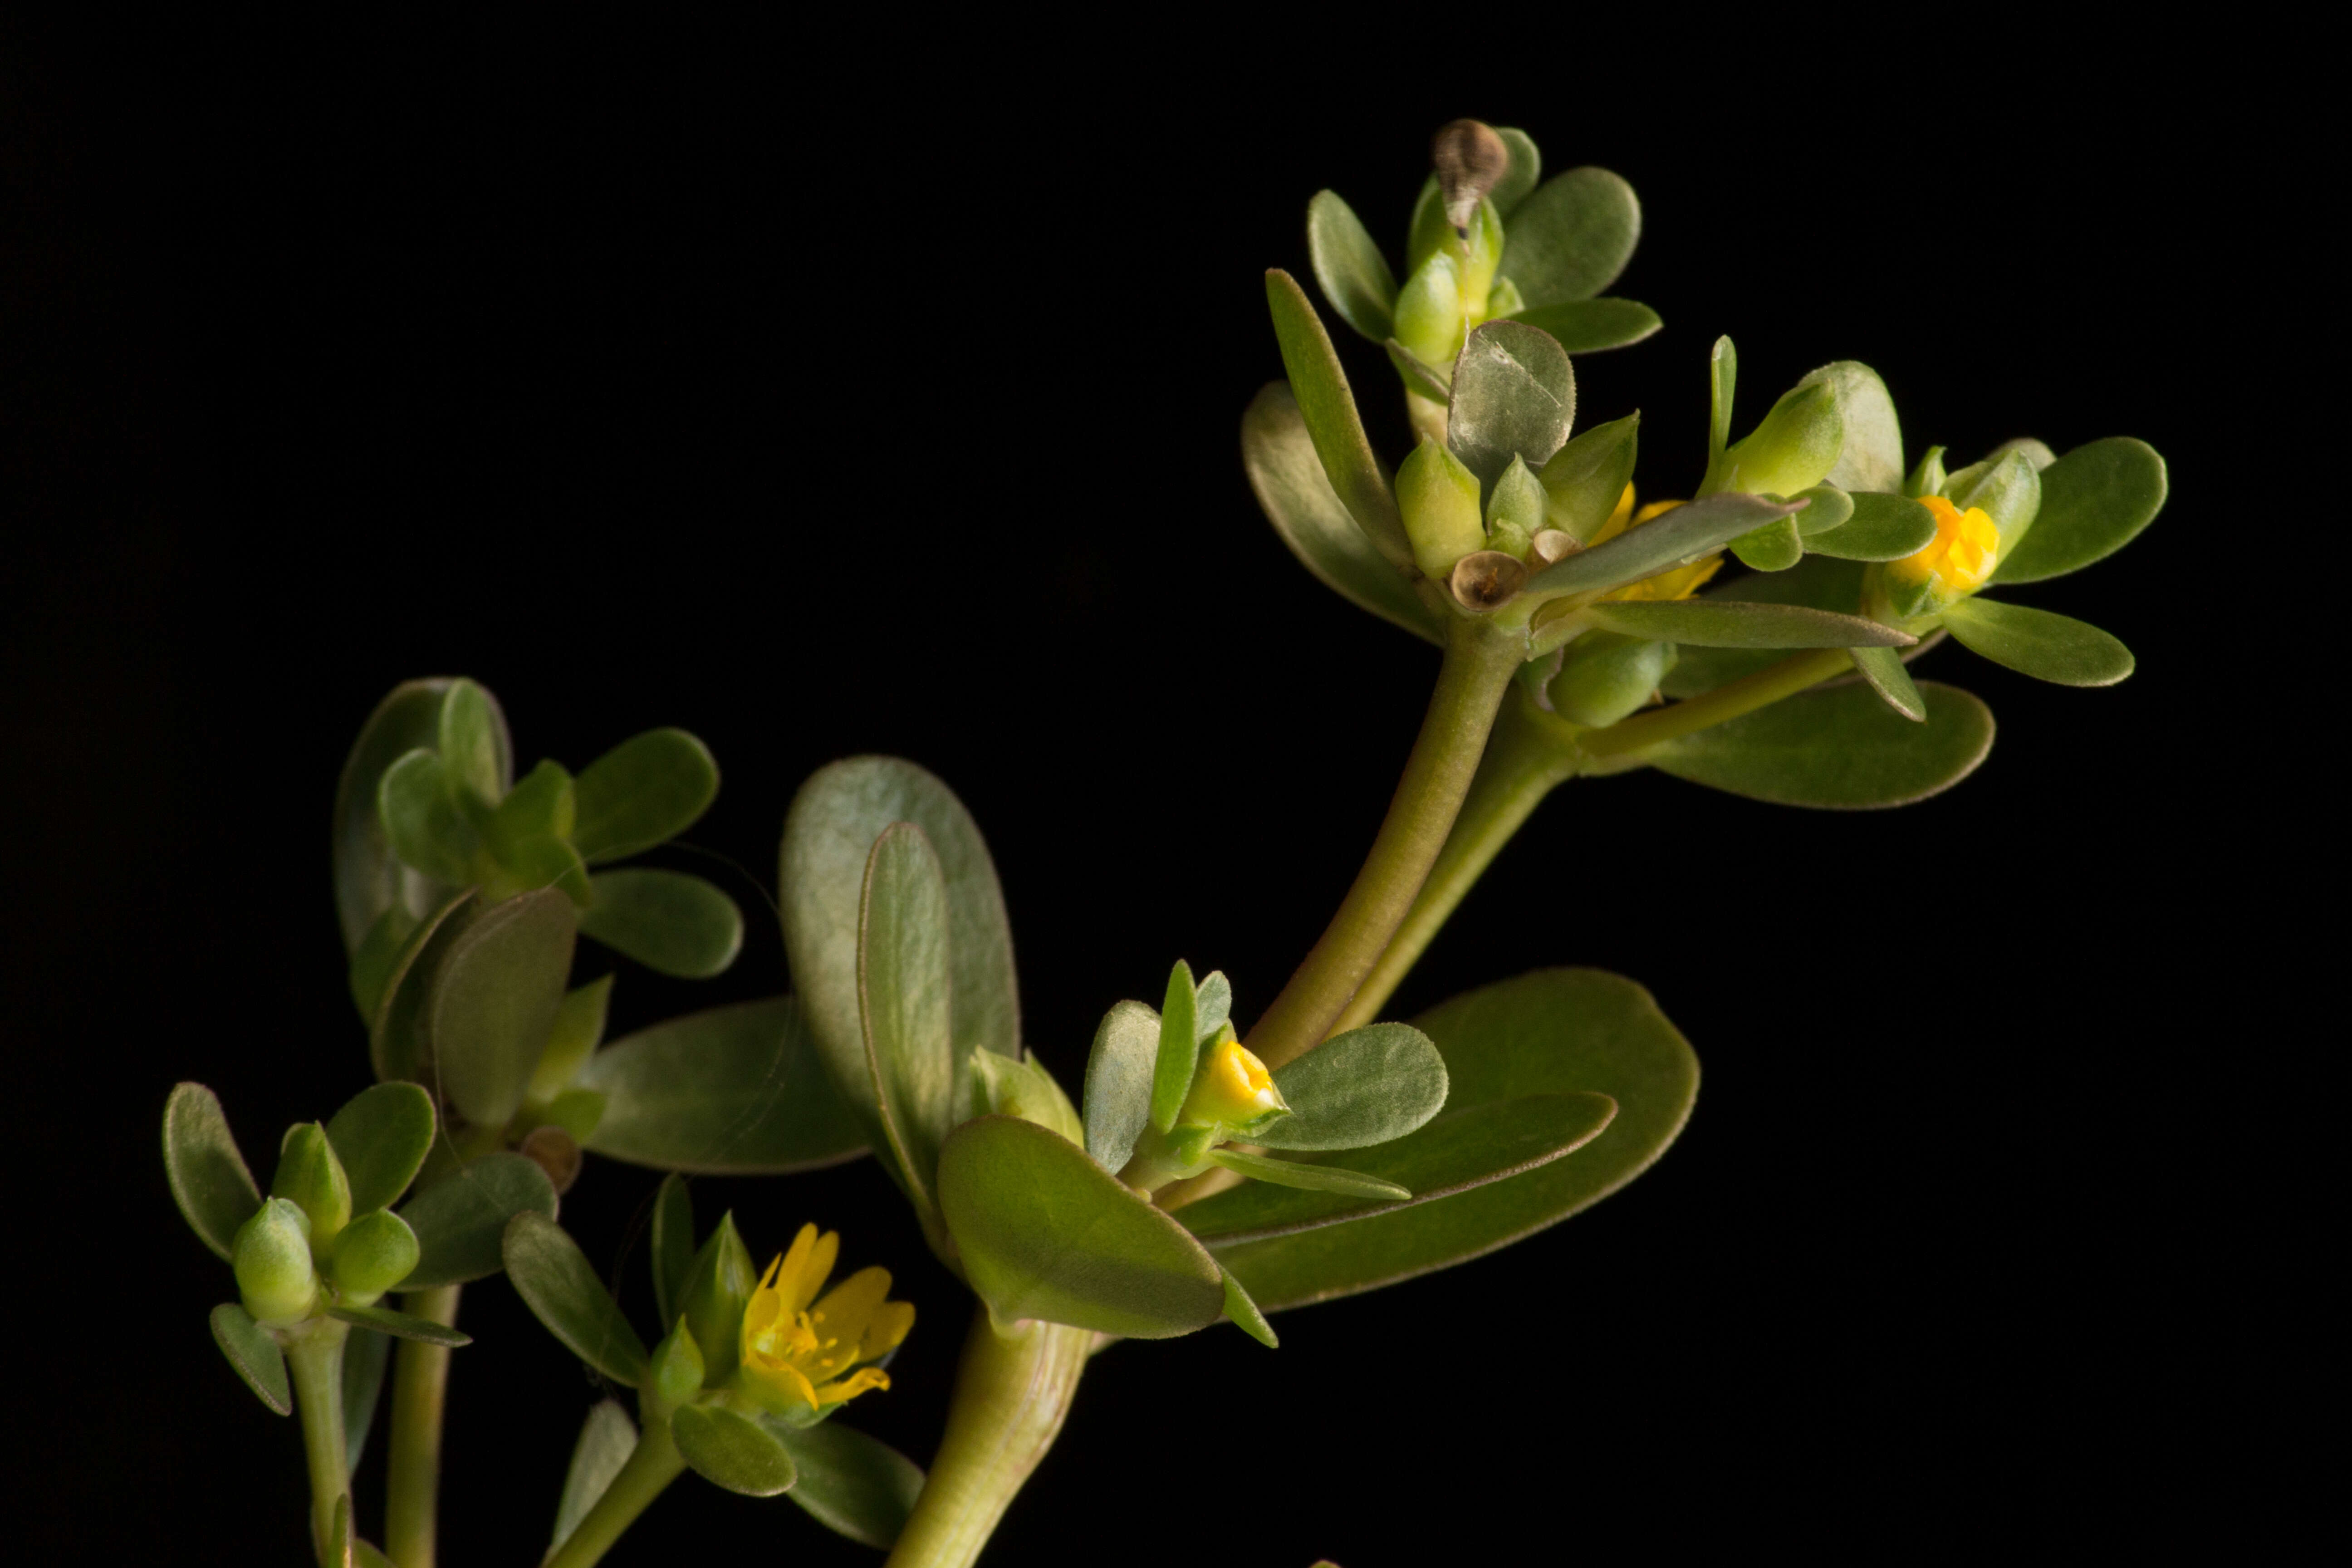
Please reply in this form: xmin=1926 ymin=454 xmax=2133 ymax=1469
xmin=284 ymin=1318 xmax=352 ymax=1567
xmin=384 ymin=1285 xmax=460 ymax=1568
xmin=541 ymin=1416 xmax=686 ymax=1568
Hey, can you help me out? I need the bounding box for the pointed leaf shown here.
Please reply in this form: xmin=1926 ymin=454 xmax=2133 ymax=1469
xmin=1382 ymin=339 xmax=1452 ymax=404
xmin=1807 ymin=491 xmax=1937 ymax=561
xmin=1583 ymin=599 xmax=1914 ymax=649
xmin=1498 ymin=167 xmax=1641 ymax=307
xmin=1220 ymin=1265 xmax=1278 ymax=1349
xmin=1504 ymin=298 xmax=1660 ymax=354
xmin=1939 ymin=597 xmax=2134 ymax=686
xmin=859 ymin=823 xmax=956 ymax=1220
xmin=1848 ymin=645 xmax=1927 ymax=721
xmin=674 ymin=1403 xmax=796 ymax=1496
xmin=1207 ymin=1148 xmax=1411 ymax=1201
xmin=1082 ymin=1000 xmax=1158 ymax=1172
xmin=553 ymin=1400 xmax=637 ymax=1550
xmin=1709 ymin=336 xmax=1736 ymax=462
xmin=569 ymin=728 xmax=720 ymax=862
xmin=325 ymin=1083 xmax=436 ymax=1215
xmin=1446 ymin=319 xmax=1575 ymax=490
xmin=1241 ymin=382 xmax=1440 ymax=645
xmin=1990 ymin=437 xmax=2167 ymax=584
xmin=342 ymin=1328 xmax=390 ymax=1473
xmin=1262 ymin=269 xmax=1413 ymax=569
xmin=1649 ymin=679 xmax=1994 ymax=807
xmin=333 ymin=680 xmax=498 ymax=953
xmin=1206 ymin=969 xmax=1683 ymax=1311
xmin=1538 ymin=412 xmax=1639 ymax=544
xmin=1253 ymin=1023 xmax=1447 ymax=1152
xmin=579 ymin=996 xmax=864 ymax=1176
xmin=1527 ymin=492 xmax=1803 ymax=599
xmin=503 ymin=1211 xmax=647 ymax=1384
xmin=650 ymin=1175 xmax=694 ymax=1328
xmin=326 ymin=1303 xmax=474 ymax=1348
xmin=209 ymin=1303 xmax=292 ymax=1415
xmin=1149 ymin=960 xmax=1200 ymax=1134
xmin=428 ymin=888 xmax=577 ymax=1130
xmin=165 ymin=1083 xmax=262 ymax=1261
xmin=937 ymin=1115 xmax=1225 ymax=1338
xmin=397 ymin=1152 xmax=559 ymax=1289
xmin=1801 ymin=362 xmax=1905 ymax=494
xmin=1662 ymin=557 xmax=1872 ymax=696
xmin=771 ymin=1421 xmax=926 ymax=1549
xmin=1305 ymin=190 xmax=1396 ymax=341
xmin=576 ymin=869 xmax=742 ymax=980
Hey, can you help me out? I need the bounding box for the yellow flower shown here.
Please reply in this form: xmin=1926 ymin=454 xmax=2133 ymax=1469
xmin=1891 ymin=494 xmax=1999 ymax=596
xmin=737 ymin=1223 xmax=913 ymax=1415
xmin=1178 ymin=1035 xmax=1289 ymax=1133
xmin=1588 ymin=485 xmax=1723 ymax=603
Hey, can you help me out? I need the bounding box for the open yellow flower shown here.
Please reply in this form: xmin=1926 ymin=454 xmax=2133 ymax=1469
xmin=737 ymin=1223 xmax=914 ymax=1415
xmin=1891 ymin=494 xmax=1999 ymax=597
xmin=1587 ymin=485 xmax=1724 ymax=603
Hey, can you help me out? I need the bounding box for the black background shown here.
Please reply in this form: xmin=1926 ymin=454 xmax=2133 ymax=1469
xmin=3 ymin=15 xmax=2308 ymax=1565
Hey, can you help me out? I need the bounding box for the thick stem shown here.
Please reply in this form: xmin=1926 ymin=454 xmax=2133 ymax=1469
xmin=1245 ymin=616 xmax=1524 ymax=1071
xmin=384 ymin=1285 xmax=460 ymax=1568
xmin=285 ymin=1319 xmax=352 ymax=1567
xmin=1576 ymin=648 xmax=1850 ymax=758
xmin=885 ymin=1309 xmax=1092 ymax=1568
xmin=541 ymin=1416 xmax=686 ymax=1568
xmin=1335 ymin=689 xmax=1578 ymax=1032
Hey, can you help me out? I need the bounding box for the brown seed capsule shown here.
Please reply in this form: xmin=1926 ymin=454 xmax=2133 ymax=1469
xmin=1450 ymin=549 xmax=1529 ymax=612
xmin=1431 ymin=119 xmax=1511 ymax=235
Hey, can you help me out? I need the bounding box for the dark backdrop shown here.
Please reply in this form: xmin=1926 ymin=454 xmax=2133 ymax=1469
xmin=3 ymin=16 xmax=2302 ymax=1565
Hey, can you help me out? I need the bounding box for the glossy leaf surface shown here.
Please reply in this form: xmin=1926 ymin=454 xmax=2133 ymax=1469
xmin=1203 ymin=969 xmax=1681 ymax=1310
xmin=1241 ymin=382 xmax=1441 ymax=644
xmin=1263 ymin=269 xmax=1413 ymax=569
xmin=1808 ymin=491 xmax=1937 ymax=561
xmin=1939 ymin=597 xmax=2135 ymax=686
xmin=209 ymin=1303 xmax=291 ymax=1415
xmin=1991 ymin=437 xmax=2167 ymax=584
xmin=773 ymin=1421 xmax=926 ymax=1548
xmin=397 ymin=1153 xmax=559 ymax=1289
xmin=937 ymin=1116 xmax=1225 ymax=1338
xmin=1649 ymin=680 xmax=1994 ymax=807
xmin=570 ymin=728 xmax=720 ymax=862
xmin=1082 ymin=1000 xmax=1158 ymax=1172
xmin=429 ymin=889 xmax=577 ymax=1130
xmin=553 ymin=1401 xmax=637 ymax=1550
xmin=165 ymin=1083 xmax=262 ymax=1261
xmin=581 ymin=997 xmax=866 ymax=1175
xmin=577 ymin=869 xmax=742 ymax=980
xmin=1498 ymin=167 xmax=1640 ymax=307
xmin=858 ymin=823 xmax=956 ymax=1218
xmin=504 ymin=1211 xmax=648 ymax=1384
xmin=674 ymin=1404 xmax=796 ymax=1497
xmin=1583 ymin=599 xmax=1913 ymax=649
xmin=1526 ymin=492 xmax=1802 ymax=598
xmin=1446 ymin=320 xmax=1575 ymax=490
xmin=325 ymin=1083 xmax=436 ymax=1215
xmin=1253 ymin=1023 xmax=1448 ymax=1152
xmin=1506 ymin=297 xmax=1660 ymax=353
xmin=1305 ymin=190 xmax=1396 ymax=341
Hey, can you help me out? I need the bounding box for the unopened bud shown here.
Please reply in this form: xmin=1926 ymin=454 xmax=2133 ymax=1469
xmin=1396 ymin=439 xmax=1486 ymax=578
xmin=679 ymin=1213 xmax=756 ymax=1388
xmin=1179 ymin=1036 xmax=1290 ymax=1139
xmin=235 ymin=1198 xmax=321 ymax=1325
xmin=1550 ymin=632 xmax=1678 ymax=728
xmin=1485 ymin=456 xmax=1547 ymax=558
xmin=1431 ymin=120 xmax=1510 ymax=235
xmin=271 ymin=1123 xmax=352 ymax=1251
xmin=1713 ymin=381 xmax=1845 ymax=500
xmin=1391 ymin=251 xmax=1465 ymax=369
xmin=328 ymin=1209 xmax=421 ymax=1304
xmin=651 ymin=1318 xmax=706 ymax=1407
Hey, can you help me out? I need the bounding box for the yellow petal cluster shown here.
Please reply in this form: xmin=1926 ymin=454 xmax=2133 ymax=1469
xmin=1179 ymin=1036 xmax=1288 ymax=1131
xmin=738 ymin=1224 xmax=914 ymax=1415
xmin=1591 ymin=486 xmax=1724 ymax=603
xmin=1891 ymin=495 xmax=1999 ymax=595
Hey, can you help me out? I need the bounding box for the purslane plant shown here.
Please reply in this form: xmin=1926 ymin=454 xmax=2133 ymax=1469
xmin=162 ymin=118 xmax=2165 ymax=1567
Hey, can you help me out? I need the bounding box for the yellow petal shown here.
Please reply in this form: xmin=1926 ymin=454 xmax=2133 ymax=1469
xmin=811 ymin=1266 xmax=892 ymax=1343
xmin=860 ymin=1299 xmax=916 ymax=1362
xmin=811 ymin=1367 xmax=890 ymax=1407
xmin=1588 ymin=482 xmax=1639 ymax=546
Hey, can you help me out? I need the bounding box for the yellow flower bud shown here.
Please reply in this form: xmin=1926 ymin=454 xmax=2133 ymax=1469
xmin=1396 ymin=439 xmax=1487 ymax=579
xmin=1891 ymin=495 xmax=1999 ymax=599
xmin=1178 ymin=1036 xmax=1289 ymax=1135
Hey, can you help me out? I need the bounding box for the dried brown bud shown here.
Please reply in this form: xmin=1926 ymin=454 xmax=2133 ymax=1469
xmin=1529 ymin=529 xmax=1580 ymax=566
xmin=1450 ymin=549 xmax=1529 ymax=612
xmin=519 ymin=1124 xmax=583 ymax=1195
xmin=1431 ymin=119 xmax=1511 ymax=235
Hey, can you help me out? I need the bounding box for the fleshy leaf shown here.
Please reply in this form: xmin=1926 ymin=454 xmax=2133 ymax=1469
xmin=1538 ymin=412 xmax=1639 ymax=543
xmin=326 ymin=1303 xmax=474 ymax=1348
xmin=569 ymin=728 xmax=720 ymax=863
xmin=1647 ymin=680 xmax=1994 ymax=807
xmin=1730 ymin=516 xmax=1804 ymax=572
xmin=428 ymin=889 xmax=577 ymax=1131
xmin=937 ymin=1116 xmax=1225 ymax=1338
xmin=1939 ymin=597 xmax=2134 ymax=686
xmin=1082 ymin=1000 xmax=1158 ymax=1172
xmin=580 ymin=997 xmax=866 ymax=1175
xmin=1489 ymin=126 xmax=1541 ymax=216
xmin=1848 ymin=645 xmax=1927 ymax=721
xmin=1220 ymin=1265 xmax=1278 ymax=1349
xmin=379 ymin=750 xmax=480 ymax=887
xmin=333 ymin=680 xmax=497 ymax=953
xmin=1708 ymin=336 xmax=1736 ymax=463
xmin=397 ymin=1152 xmax=559 ymax=1289
xmin=1241 ymin=382 xmax=1439 ymax=644
xmin=1582 ymin=600 xmax=1913 ymax=649
xmin=552 ymin=1400 xmax=637 ymax=1551
xmin=325 ymin=1083 xmax=436 ymax=1215
xmin=771 ymin=1421 xmax=926 ymax=1549
xmin=1206 ymin=1148 xmax=1412 ymax=1202
xmin=1149 ymin=960 xmax=1200 ymax=1135
xmin=858 ymin=823 xmax=957 ymax=1229
xmin=1446 ymin=319 xmax=1575 ymax=490
xmin=1990 ymin=437 xmax=2167 ymax=584
xmin=673 ymin=1403 xmax=796 ymax=1497
xmin=1800 ymin=362 xmax=1905 ymax=495
xmin=1263 ymin=269 xmax=1414 ymax=569
xmin=210 ymin=1303 xmax=292 ymax=1415
xmin=1504 ymin=298 xmax=1660 ymax=354
xmin=1498 ymin=167 xmax=1641 ymax=308
xmin=1383 ymin=339 xmax=1453 ymax=404
xmin=1252 ymin=1023 xmax=1447 ymax=1152
xmin=577 ymin=869 xmax=742 ymax=980
xmin=1305 ymin=190 xmax=1396 ymax=342
xmin=165 ymin=1083 xmax=262 ymax=1261
xmin=1526 ymin=492 xmax=1803 ymax=599
xmin=1807 ymin=492 xmax=1937 ymax=561
xmin=503 ymin=1211 xmax=648 ymax=1384
xmin=649 ymin=1175 xmax=695 ymax=1329
xmin=368 ymin=890 xmax=474 ymax=1084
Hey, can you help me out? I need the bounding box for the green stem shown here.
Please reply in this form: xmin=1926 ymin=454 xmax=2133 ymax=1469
xmin=541 ymin=1416 xmax=686 ymax=1568
xmin=1335 ymin=688 xmax=1578 ymax=1032
xmin=885 ymin=1309 xmax=1093 ymax=1568
xmin=1576 ymin=647 xmax=1850 ymax=758
xmin=285 ymin=1319 xmax=352 ymax=1567
xmin=1244 ymin=615 xmax=1524 ymax=1071
xmin=384 ymin=1285 xmax=460 ymax=1568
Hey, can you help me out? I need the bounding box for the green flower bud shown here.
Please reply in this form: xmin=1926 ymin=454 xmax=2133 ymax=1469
xmin=1396 ymin=438 xmax=1486 ymax=578
xmin=678 ymin=1212 xmax=757 ymax=1389
xmin=1905 ymin=445 xmax=1947 ymax=500
xmin=651 ymin=1318 xmax=706 ymax=1408
xmin=1710 ymin=381 xmax=1844 ymax=500
xmin=968 ymin=1048 xmax=1084 ymax=1145
xmin=234 ymin=1197 xmax=320 ymax=1325
xmin=327 ymin=1210 xmax=420 ymax=1305
xmin=1549 ymin=632 xmax=1677 ymax=728
xmin=1391 ymin=250 xmax=1464 ymax=369
xmin=1485 ymin=456 xmax=1547 ymax=559
xmin=271 ymin=1122 xmax=351 ymax=1251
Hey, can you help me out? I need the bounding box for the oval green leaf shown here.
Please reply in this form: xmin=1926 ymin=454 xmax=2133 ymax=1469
xmin=1939 ymin=597 xmax=2135 ymax=686
xmin=1241 ymin=382 xmax=1440 ymax=644
xmin=858 ymin=823 xmax=956 ymax=1219
xmin=570 ymin=728 xmax=720 ymax=863
xmin=1498 ymin=166 xmax=1641 ymax=308
xmin=1808 ymin=491 xmax=1937 ymax=561
xmin=1149 ymin=960 xmax=1199 ymax=1135
xmin=1584 ymin=599 xmax=1913 ymax=650
xmin=1490 ymin=126 xmax=1542 ymax=216
xmin=674 ymin=1403 xmax=796 ymax=1497
xmin=1205 ymin=968 xmax=1682 ymax=1311
xmin=209 ymin=1302 xmax=291 ymax=1415
xmin=772 ymin=1421 xmax=926 ymax=1549
xmin=1847 ymin=644 xmax=1927 ymax=721
xmin=325 ymin=1082 xmax=436 ymax=1215
xmin=369 ymin=890 xmax=475 ymax=1085
xmin=428 ymin=888 xmax=577 ymax=1130
xmin=577 ymin=868 xmax=743 ymax=980
xmin=1801 ymin=362 xmax=1905 ymax=495
xmin=165 ymin=1083 xmax=262 ymax=1261
xmin=397 ymin=1152 xmax=559 ymax=1289
xmin=503 ymin=1211 xmax=647 ymax=1384
xmin=1647 ymin=679 xmax=1994 ymax=808
xmin=553 ymin=1400 xmax=637 ymax=1551
xmin=1504 ymin=297 xmax=1660 ymax=354
xmin=1730 ymin=516 xmax=1803 ymax=572
xmin=1446 ymin=319 xmax=1575 ymax=490
xmin=1262 ymin=269 xmax=1413 ymax=570
xmin=333 ymin=680 xmax=490 ymax=953
xmin=580 ymin=997 xmax=868 ymax=1175
xmin=379 ymin=750 xmax=479 ymax=887
xmin=937 ymin=1115 xmax=1225 ymax=1338
xmin=1254 ymin=1022 xmax=1448 ymax=1152
xmin=1082 ymin=999 xmax=1158 ymax=1172
xmin=1990 ymin=436 xmax=2167 ymax=584
xmin=1305 ymin=189 xmax=1396 ymax=342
